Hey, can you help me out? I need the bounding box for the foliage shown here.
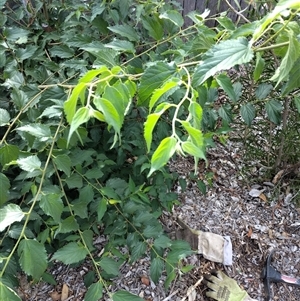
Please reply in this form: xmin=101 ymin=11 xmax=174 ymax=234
xmin=0 ymin=0 xmax=300 ymax=299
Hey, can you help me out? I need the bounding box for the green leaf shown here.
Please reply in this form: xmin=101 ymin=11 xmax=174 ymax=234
xmin=138 ymin=62 xmax=177 ymax=105
xmin=0 ymin=172 xmax=10 ymax=205
xmin=50 ymin=45 xmax=74 ymax=58
xmin=189 ymin=102 xmax=203 ymax=129
xmin=150 ymin=257 xmax=164 ymax=283
xmin=112 ymin=290 xmax=144 ymax=301
xmin=17 ymin=155 xmax=41 ymax=172
xmin=52 ymin=242 xmax=89 ymax=265
xmin=0 ymin=204 xmax=24 ymax=231
xmin=40 ymin=194 xmax=64 ymax=223
xmin=105 ymin=39 xmax=135 ymax=53
xmin=97 ymin=198 xmax=107 ymax=222
xmin=193 ymin=38 xmax=253 ymax=86
xmin=99 ymin=257 xmax=120 ymax=276
xmin=165 ymin=269 xmax=176 ymax=290
xmin=94 ymin=97 xmax=122 ymax=138
xmin=144 ymin=104 xmax=173 ymax=152
xmin=66 ymin=174 xmax=83 ymax=189
xmin=180 ymin=121 xmax=203 ymax=147
xmin=271 ymin=31 xmax=300 ymax=86
xmin=130 ymin=241 xmax=147 ymax=262
xmin=15 ymin=45 xmax=38 ymax=61
xmin=108 ymin=24 xmax=139 ymax=42
xmin=0 ymin=108 xmax=10 ymax=126
xmin=154 ymin=235 xmax=172 ymax=249
xmin=255 ymin=83 xmax=273 ymax=100
xmin=68 ymin=107 xmax=91 ymax=142
xmin=240 ymin=103 xmax=256 ymax=126
xmin=53 ymin=154 xmax=71 ymax=177
xmin=149 ymin=78 xmax=180 ymax=112
xmin=85 ymin=282 xmax=103 ymax=301
xmin=148 ymin=137 xmax=177 ymax=177
xmin=294 ymin=97 xmax=300 ymax=113
xmin=160 ymin=10 xmax=184 ymax=27
xmin=0 ymin=281 xmax=21 ymax=301
xmin=253 ymin=52 xmax=265 ymax=81
xmin=57 ymin=216 xmax=79 ymax=234
xmin=282 ymin=58 xmax=300 ymax=96
xmin=181 ymin=141 xmax=206 ymax=160
xmin=17 ymin=124 xmax=51 ymax=140
xmin=265 ymin=100 xmax=283 ymax=124
xmin=143 ymin=224 xmax=163 ymax=238
xmin=142 ymin=14 xmax=164 ymax=40
xmin=64 ymin=82 xmax=87 ymax=123
xmin=216 ymin=74 xmax=237 ymax=102
xmin=18 ymin=239 xmax=47 ymax=279
xmin=3 ymin=27 xmax=30 ymax=41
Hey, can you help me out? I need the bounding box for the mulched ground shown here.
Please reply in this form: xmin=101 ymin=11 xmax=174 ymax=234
xmin=21 ymin=139 xmax=300 ymax=301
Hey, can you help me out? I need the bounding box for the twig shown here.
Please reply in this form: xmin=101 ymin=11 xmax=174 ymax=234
xmin=180 ymin=276 xmax=203 ymax=301
xmin=224 ymin=0 xmax=250 ymax=23
xmin=162 ymin=289 xmax=179 ymax=301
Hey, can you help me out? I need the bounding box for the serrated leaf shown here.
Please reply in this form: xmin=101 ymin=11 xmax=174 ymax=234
xmin=64 ymin=82 xmax=87 ymax=123
xmin=17 ymin=124 xmax=51 ymax=140
xmin=40 ymin=194 xmax=64 ymax=223
xmin=17 ymin=155 xmax=41 ymax=172
xmin=148 ymin=137 xmax=177 ymax=177
xmin=50 ymin=45 xmax=74 ymax=58
xmin=265 ymin=99 xmax=283 ymax=124
xmin=216 ymin=74 xmax=237 ymax=102
xmin=99 ymin=257 xmax=120 ymax=276
xmin=15 ymin=45 xmax=38 ymax=61
xmin=105 ymin=39 xmax=135 ymax=53
xmin=282 ymin=58 xmax=300 ymax=95
xmin=193 ymin=38 xmax=253 ymax=86
xmin=112 ymin=290 xmax=144 ymax=301
xmin=97 ymin=199 xmax=107 ymax=222
xmin=130 ymin=241 xmax=147 ymax=262
xmin=85 ymin=282 xmax=103 ymax=301
xmin=180 ymin=121 xmax=203 ymax=148
xmin=253 ymin=52 xmax=265 ymax=81
xmin=4 ymin=27 xmax=30 ymax=40
xmin=57 ymin=216 xmax=79 ymax=235
xmin=150 ymin=257 xmax=164 ymax=283
xmin=294 ymin=97 xmax=300 ymax=113
xmin=255 ymin=83 xmax=273 ymax=100
xmin=18 ymin=239 xmax=47 ymax=279
xmin=52 ymin=242 xmax=88 ymax=264
xmin=66 ymin=174 xmax=83 ymax=188
xmin=149 ymin=78 xmax=180 ymax=112
xmin=240 ymin=103 xmax=256 ymax=126
xmin=182 ymin=141 xmax=206 ymax=160
xmin=189 ymin=102 xmax=203 ymax=129
xmin=165 ymin=269 xmax=176 ymax=290
xmin=0 ymin=108 xmax=10 ymax=126
xmin=0 ymin=281 xmax=21 ymax=301
xmin=142 ymin=14 xmax=164 ymax=40
xmin=271 ymin=31 xmax=300 ymax=86
xmin=108 ymin=24 xmax=139 ymax=42
xmin=154 ymin=235 xmax=172 ymax=249
xmin=138 ymin=62 xmax=177 ymax=105
xmin=53 ymin=154 xmax=71 ymax=177
xmin=144 ymin=104 xmax=173 ymax=152
xmin=68 ymin=107 xmax=91 ymax=142
xmin=0 ymin=204 xmax=24 ymax=231
xmin=0 ymin=172 xmax=10 ymax=205
xmin=143 ymin=224 xmax=163 ymax=238
xmin=160 ymin=10 xmax=184 ymax=27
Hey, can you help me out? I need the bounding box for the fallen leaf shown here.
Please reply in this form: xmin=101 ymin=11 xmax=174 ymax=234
xmin=61 ymin=283 xmax=69 ymax=301
xmin=259 ymin=193 xmax=267 ymax=202
xmin=247 ymin=227 xmax=253 ymax=238
xmin=141 ymin=275 xmax=150 ymax=286
xmin=249 ymin=188 xmax=264 ymax=197
xmin=50 ymin=291 xmax=61 ymax=301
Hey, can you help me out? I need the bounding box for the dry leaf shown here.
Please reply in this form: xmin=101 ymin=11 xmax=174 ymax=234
xmin=61 ymin=283 xmax=69 ymax=301
xmin=141 ymin=276 xmax=150 ymax=286
xmin=247 ymin=227 xmax=253 ymax=238
xmin=259 ymin=193 xmax=267 ymax=202
xmin=50 ymin=291 xmax=61 ymax=301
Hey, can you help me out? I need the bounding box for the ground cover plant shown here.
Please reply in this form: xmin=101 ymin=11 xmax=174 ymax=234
xmin=0 ymin=0 xmax=300 ymax=300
